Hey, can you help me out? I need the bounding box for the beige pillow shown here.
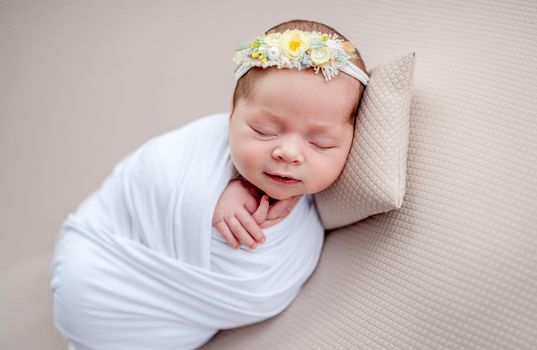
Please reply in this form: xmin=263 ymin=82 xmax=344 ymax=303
xmin=314 ymin=52 xmax=416 ymax=230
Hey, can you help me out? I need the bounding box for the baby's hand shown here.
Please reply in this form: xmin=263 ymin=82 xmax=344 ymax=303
xmin=255 ymin=194 xmax=302 ymax=230
xmin=212 ymin=178 xmax=265 ymax=249
xmin=212 ymin=178 xmax=301 ymax=249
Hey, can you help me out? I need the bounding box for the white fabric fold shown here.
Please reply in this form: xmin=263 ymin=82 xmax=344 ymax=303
xmin=50 ymin=112 xmax=325 ymax=350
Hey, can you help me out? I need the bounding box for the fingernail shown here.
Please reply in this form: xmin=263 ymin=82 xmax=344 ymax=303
xmin=259 ymin=237 xmax=265 ymax=243
xmin=250 ymin=243 xmax=257 ymax=249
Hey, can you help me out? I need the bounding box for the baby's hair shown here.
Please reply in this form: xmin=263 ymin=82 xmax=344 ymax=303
xmin=231 ymin=19 xmax=369 ymax=124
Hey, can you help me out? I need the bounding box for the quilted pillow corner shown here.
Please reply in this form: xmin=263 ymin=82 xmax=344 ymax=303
xmin=314 ymin=51 xmax=416 ymax=230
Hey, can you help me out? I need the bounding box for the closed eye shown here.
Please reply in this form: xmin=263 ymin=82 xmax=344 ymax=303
xmin=251 ymin=126 xmax=275 ymax=137
xmin=310 ymin=142 xmax=335 ymax=150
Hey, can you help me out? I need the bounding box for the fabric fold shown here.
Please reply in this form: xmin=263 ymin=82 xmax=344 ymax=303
xmin=50 ymin=112 xmax=325 ymax=350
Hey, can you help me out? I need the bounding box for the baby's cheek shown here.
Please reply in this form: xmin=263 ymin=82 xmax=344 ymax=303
xmin=311 ymin=155 xmax=347 ymax=192
xmin=231 ymin=140 xmax=261 ymax=175
xmin=241 ymin=142 xmax=263 ymax=168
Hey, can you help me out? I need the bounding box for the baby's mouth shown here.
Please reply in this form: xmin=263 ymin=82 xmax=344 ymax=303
xmin=264 ymin=172 xmax=301 ymax=185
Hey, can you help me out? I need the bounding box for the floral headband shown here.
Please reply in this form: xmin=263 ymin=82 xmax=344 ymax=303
xmin=233 ymin=29 xmax=369 ymax=85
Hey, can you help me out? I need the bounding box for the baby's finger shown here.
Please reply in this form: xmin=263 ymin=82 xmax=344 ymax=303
xmin=225 ymin=215 xmax=258 ymax=249
xmin=214 ymin=220 xmax=240 ymax=249
xmin=267 ymin=195 xmax=302 ymax=220
xmin=259 ymin=217 xmax=283 ymax=229
xmin=252 ymin=194 xmax=270 ymax=224
xmin=236 ymin=208 xmax=265 ymax=244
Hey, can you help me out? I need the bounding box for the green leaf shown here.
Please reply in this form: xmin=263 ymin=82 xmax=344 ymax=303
xmin=236 ymin=41 xmax=252 ymax=51
xmin=309 ymin=38 xmax=326 ymax=49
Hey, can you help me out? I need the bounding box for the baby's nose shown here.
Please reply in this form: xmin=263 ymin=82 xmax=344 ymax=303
xmin=272 ymin=137 xmax=304 ymax=164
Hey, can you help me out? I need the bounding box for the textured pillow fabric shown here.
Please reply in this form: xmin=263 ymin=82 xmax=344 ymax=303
xmin=314 ymin=52 xmax=416 ymax=230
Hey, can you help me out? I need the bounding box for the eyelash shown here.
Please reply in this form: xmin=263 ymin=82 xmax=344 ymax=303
xmin=251 ymin=126 xmax=334 ymax=150
xmin=310 ymin=142 xmax=334 ymax=150
xmin=251 ymin=127 xmax=274 ymax=137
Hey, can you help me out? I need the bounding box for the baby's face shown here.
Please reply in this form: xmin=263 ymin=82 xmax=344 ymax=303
xmin=229 ymin=68 xmax=358 ymax=200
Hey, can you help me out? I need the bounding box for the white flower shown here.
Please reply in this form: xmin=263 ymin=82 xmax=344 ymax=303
xmin=267 ymin=46 xmax=281 ymax=60
xmin=279 ymin=55 xmax=290 ymax=67
xmin=310 ymin=47 xmax=331 ymax=66
xmin=325 ymin=38 xmax=340 ymax=51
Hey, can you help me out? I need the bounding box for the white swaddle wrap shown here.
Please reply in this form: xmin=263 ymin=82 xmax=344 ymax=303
xmin=50 ymin=112 xmax=325 ymax=350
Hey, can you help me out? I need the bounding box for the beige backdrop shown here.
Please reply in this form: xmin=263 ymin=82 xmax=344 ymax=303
xmin=2 ymin=1 xmax=536 ymax=349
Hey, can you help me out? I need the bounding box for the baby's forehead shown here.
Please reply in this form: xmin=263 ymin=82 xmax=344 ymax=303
xmin=254 ymin=66 xmax=356 ymax=88
xmin=250 ymin=68 xmax=360 ymax=117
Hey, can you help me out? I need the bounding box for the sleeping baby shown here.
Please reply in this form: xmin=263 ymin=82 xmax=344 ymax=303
xmin=50 ymin=18 xmax=369 ymax=350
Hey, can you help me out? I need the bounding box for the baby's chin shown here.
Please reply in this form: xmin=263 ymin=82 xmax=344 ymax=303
xmin=268 ymin=192 xmax=293 ymax=201
xmin=248 ymin=182 xmax=287 ymax=201
xmin=263 ymin=187 xmax=305 ymax=201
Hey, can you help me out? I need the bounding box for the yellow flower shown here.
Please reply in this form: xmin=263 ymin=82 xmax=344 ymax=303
xmin=310 ymin=47 xmax=331 ymax=66
xmin=279 ymin=30 xmax=310 ymax=59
